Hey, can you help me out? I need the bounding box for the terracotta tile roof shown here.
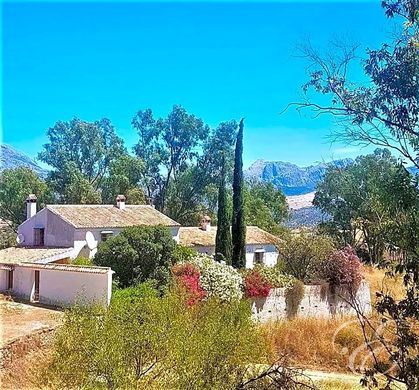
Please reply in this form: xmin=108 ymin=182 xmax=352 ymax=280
xmin=0 ymin=247 xmax=73 ymax=265
xmin=179 ymin=226 xmax=280 ymax=247
xmin=47 ymin=205 xmax=180 ymax=229
xmin=18 ymin=262 xmax=111 ymax=274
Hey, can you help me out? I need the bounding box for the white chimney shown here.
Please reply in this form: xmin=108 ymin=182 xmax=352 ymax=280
xmin=116 ymin=195 xmax=126 ymax=210
xmin=200 ymin=215 xmax=211 ymax=232
xmin=26 ymin=194 xmax=37 ymax=220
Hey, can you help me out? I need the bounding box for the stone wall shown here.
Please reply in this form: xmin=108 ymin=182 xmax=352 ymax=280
xmin=251 ymin=280 xmax=372 ymax=322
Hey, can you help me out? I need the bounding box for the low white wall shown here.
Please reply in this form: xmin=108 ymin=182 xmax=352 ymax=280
xmin=0 ymin=265 xmax=112 ymax=307
xmin=251 ymin=280 xmax=372 ymax=322
xmin=38 ymin=268 xmax=111 ymax=306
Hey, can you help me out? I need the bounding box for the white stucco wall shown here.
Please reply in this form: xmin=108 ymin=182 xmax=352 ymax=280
xmin=10 ymin=267 xmax=35 ymax=301
xmin=0 ymin=265 xmax=113 ymax=306
xmin=251 ymin=280 xmax=372 ymax=322
xmin=38 ymin=268 xmax=112 ymax=306
xmin=193 ymin=244 xmax=279 ymax=269
xmin=18 ymin=208 xmax=75 ymax=247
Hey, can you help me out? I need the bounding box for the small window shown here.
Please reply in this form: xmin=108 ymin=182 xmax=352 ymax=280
xmin=34 ymin=228 xmax=45 ymax=246
xmin=254 ymin=250 xmax=265 ymax=265
xmin=101 ymin=231 xmax=114 ymax=242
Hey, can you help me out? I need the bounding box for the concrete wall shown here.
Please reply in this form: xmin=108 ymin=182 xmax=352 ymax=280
xmin=251 ymin=280 xmax=372 ymax=322
xmin=37 ymin=268 xmax=111 ymax=306
xmin=0 ymin=265 xmax=112 ymax=307
xmin=193 ymin=244 xmax=279 ymax=269
xmin=18 ymin=208 xmax=74 ymax=247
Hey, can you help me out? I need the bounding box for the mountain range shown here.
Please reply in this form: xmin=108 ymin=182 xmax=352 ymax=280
xmin=245 ymin=158 xmax=353 ymax=196
xmin=0 ymin=144 xmax=48 ymax=177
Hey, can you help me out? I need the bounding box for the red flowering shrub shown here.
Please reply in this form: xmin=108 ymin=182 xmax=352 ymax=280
xmin=317 ymin=246 xmax=363 ymax=290
xmin=244 ymin=270 xmax=272 ymax=298
xmin=172 ymin=263 xmax=206 ymax=305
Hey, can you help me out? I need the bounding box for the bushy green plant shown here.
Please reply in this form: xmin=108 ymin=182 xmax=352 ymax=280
xmin=72 ymin=256 xmax=93 ymax=266
xmin=253 ymin=265 xmax=296 ymax=289
xmin=189 ymin=254 xmax=243 ymax=301
xmin=278 ymin=232 xmax=335 ymax=282
xmin=94 ymin=226 xmax=176 ymax=288
xmin=41 ymin=284 xmax=268 ymax=390
xmin=173 ymin=244 xmax=197 ymax=263
xmin=285 ymin=280 xmax=305 ymax=319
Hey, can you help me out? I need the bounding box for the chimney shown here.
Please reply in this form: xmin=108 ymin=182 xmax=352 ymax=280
xmin=26 ymin=194 xmax=37 ymax=220
xmin=116 ymin=195 xmax=126 ymax=210
xmin=200 ymin=215 xmax=211 ymax=232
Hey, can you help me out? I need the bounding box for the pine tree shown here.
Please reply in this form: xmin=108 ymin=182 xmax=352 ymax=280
xmin=231 ymin=118 xmax=246 ymax=268
xmin=215 ymin=154 xmax=232 ymax=263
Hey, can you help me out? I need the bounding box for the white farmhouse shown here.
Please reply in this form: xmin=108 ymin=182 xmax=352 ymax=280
xmin=178 ymin=217 xmax=279 ymax=268
xmin=0 ymin=194 xmax=180 ymax=306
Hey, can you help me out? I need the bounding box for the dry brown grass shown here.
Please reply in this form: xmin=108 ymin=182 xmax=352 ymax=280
xmin=363 ymin=266 xmax=405 ymax=304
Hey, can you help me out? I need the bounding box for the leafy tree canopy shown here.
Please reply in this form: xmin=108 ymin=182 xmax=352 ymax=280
xmin=0 ymin=167 xmax=50 ymax=229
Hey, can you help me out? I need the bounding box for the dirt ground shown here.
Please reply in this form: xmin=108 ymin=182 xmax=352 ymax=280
xmin=0 ymin=294 xmax=62 ymax=348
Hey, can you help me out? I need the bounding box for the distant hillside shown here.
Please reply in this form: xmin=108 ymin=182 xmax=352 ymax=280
xmin=245 ymin=158 xmax=353 ymax=196
xmin=0 ymin=144 xmax=48 ymax=177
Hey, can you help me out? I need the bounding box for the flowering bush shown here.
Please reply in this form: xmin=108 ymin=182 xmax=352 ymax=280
xmin=253 ymin=265 xmax=296 ymax=289
xmin=316 ymin=246 xmax=363 ymax=290
xmin=188 ymin=254 xmax=243 ymax=301
xmin=172 ymin=263 xmax=206 ymax=305
xmin=243 ymin=270 xmax=272 ymax=298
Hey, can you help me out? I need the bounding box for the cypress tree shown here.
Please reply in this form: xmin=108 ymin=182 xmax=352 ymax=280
xmin=215 ymin=154 xmax=232 ymax=264
xmin=231 ymin=118 xmax=246 ymax=268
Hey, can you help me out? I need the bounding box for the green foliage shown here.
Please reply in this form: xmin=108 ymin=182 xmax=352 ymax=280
xmin=278 ymin=232 xmax=335 ymax=282
xmin=94 ymin=226 xmax=177 ymax=288
xmin=188 ymin=254 xmax=243 ymax=301
xmin=0 ymin=225 xmax=16 ymax=249
xmin=173 ymin=244 xmax=197 ymax=263
xmin=42 ymin=286 xmax=268 ymax=390
xmin=71 ymin=256 xmax=93 ymax=266
xmin=47 ymin=161 xmax=102 ymax=204
xmin=232 ymin=118 xmax=246 ymax=268
xmin=101 ymin=155 xmax=146 ymax=204
xmin=252 ymin=264 xmax=296 ymax=289
xmin=0 ymin=167 xmax=50 ymax=228
xmin=215 ymin=155 xmax=232 ymax=263
xmin=132 ymin=106 xmax=237 ymax=223
xmin=314 ymin=149 xmax=417 ymax=263
xmin=244 ymin=181 xmax=288 ymax=234
xmin=285 ymin=280 xmax=305 ymax=319
xmin=39 ymin=117 xmax=125 ymax=189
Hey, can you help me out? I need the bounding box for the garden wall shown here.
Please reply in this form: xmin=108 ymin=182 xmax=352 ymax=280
xmin=251 ymin=280 xmax=371 ymax=322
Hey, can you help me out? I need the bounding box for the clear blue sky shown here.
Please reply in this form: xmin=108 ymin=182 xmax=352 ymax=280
xmin=2 ymin=1 xmax=392 ymax=168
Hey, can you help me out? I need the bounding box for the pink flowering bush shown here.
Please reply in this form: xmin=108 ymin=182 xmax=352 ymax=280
xmin=172 ymin=263 xmax=206 ymax=305
xmin=243 ymin=270 xmax=272 ymax=298
xmin=317 ymin=246 xmax=363 ymax=290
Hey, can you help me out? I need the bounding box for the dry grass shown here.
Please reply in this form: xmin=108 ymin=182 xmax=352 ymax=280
xmin=363 ymin=266 xmax=405 ymax=304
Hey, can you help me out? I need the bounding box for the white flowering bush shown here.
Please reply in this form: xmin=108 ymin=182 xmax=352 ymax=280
xmin=188 ymin=254 xmax=243 ymax=301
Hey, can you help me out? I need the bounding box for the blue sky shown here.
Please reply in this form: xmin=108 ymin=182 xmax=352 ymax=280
xmin=2 ymin=1 xmax=392 ymax=168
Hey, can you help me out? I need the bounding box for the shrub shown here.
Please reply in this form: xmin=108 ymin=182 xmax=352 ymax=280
xmin=285 ymin=280 xmax=305 ymax=318
xmin=278 ymin=232 xmax=335 ymax=282
xmin=253 ymin=264 xmax=296 ymax=289
xmin=72 ymin=256 xmax=93 ymax=266
xmin=172 ymin=263 xmax=206 ymax=305
xmin=316 ymin=246 xmax=363 ymax=290
xmin=173 ymin=244 xmax=197 ymax=263
xmin=244 ymin=270 xmax=272 ymax=298
xmin=42 ymin=287 xmax=269 ymax=389
xmin=94 ymin=226 xmax=176 ymax=289
xmin=189 ymin=254 xmax=243 ymax=301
